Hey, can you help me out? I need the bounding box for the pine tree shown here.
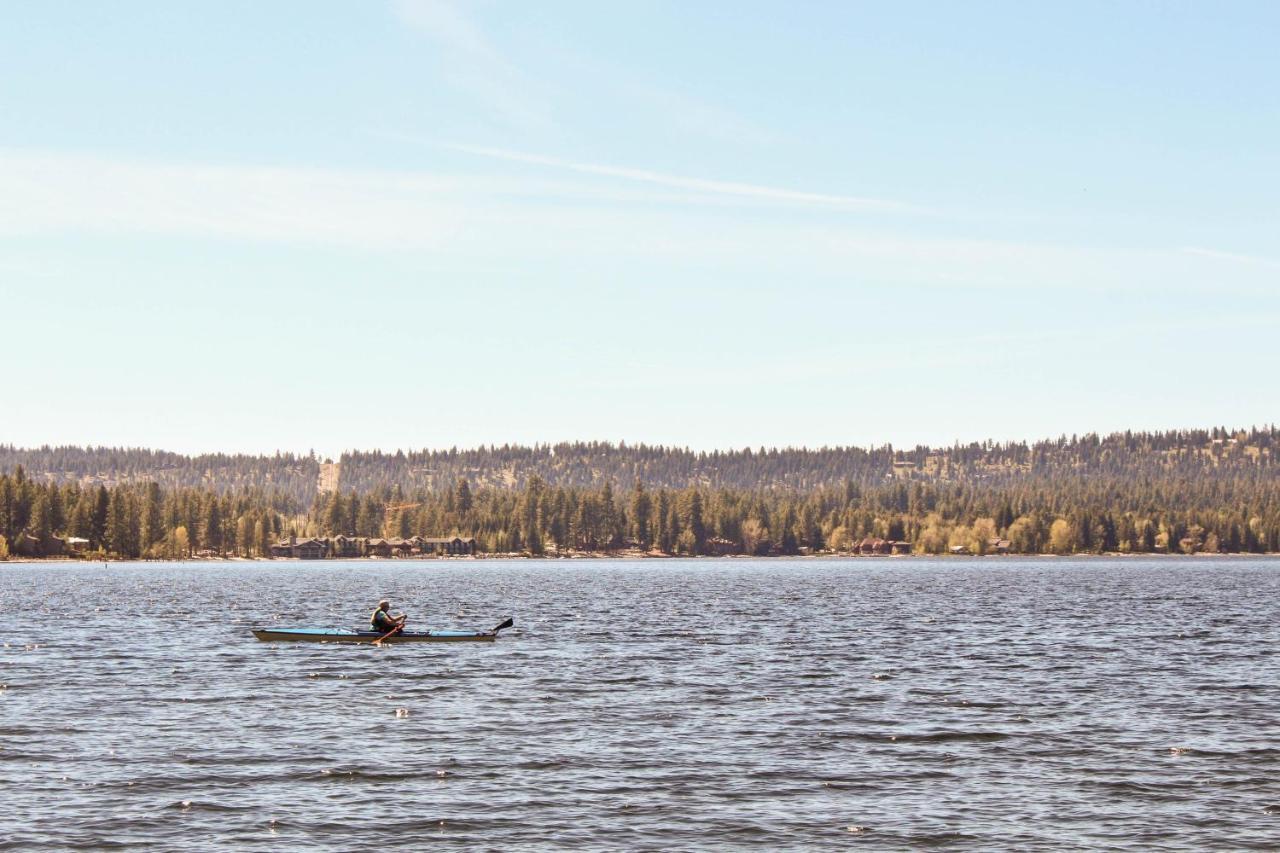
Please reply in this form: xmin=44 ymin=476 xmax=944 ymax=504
xmin=220 ymin=496 xmax=237 ymax=555
xmin=455 ymin=478 xmax=473 ymax=514
xmin=48 ymin=487 xmax=65 ymax=535
xmin=323 ymin=492 xmax=346 ymax=535
xmin=683 ymin=491 xmax=706 ymax=554
xmin=202 ymin=495 xmax=223 ymax=555
xmin=600 ymin=482 xmax=619 ymax=549
xmin=237 ymin=514 xmax=254 ymax=557
xmin=357 ymin=495 xmax=382 ymax=537
xmin=106 ymin=490 xmax=140 ymax=558
xmin=91 ymin=485 xmax=110 ymax=549
xmin=574 ymin=495 xmax=594 ymax=550
xmin=125 ymin=493 xmax=142 ymax=558
xmin=69 ymin=492 xmax=94 ymax=541
xmin=663 ymin=496 xmax=680 ymax=554
xmin=0 ymin=476 xmax=13 ymax=540
xmin=630 ymin=482 xmax=653 ymax=548
xmin=996 ymin=501 xmax=1014 ymax=532
xmin=522 ymin=475 xmax=544 ymax=555
xmin=30 ymin=490 xmax=53 ymax=538
xmin=142 ymin=483 xmax=165 ymax=550
xmin=258 ymin=515 xmax=272 ymax=557
xmin=347 ymin=493 xmax=361 ymax=534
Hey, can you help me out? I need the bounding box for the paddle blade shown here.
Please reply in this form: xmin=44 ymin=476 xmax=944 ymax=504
xmin=492 ymin=617 xmax=514 ymax=633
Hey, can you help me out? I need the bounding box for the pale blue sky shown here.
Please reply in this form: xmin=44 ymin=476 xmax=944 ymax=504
xmin=1 ymin=1 xmax=1276 ymax=455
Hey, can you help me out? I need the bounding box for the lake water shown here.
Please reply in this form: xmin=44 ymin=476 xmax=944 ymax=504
xmin=2 ymin=557 xmax=1278 ymax=850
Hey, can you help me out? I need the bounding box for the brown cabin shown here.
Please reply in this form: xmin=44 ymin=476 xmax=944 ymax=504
xmin=270 ymin=537 xmax=329 ymax=559
xmin=294 ymin=538 xmax=328 ymax=559
xmin=388 ymin=538 xmax=416 ymax=557
xmin=421 ymin=536 xmax=477 ymax=555
xmin=331 ymin=535 xmax=362 ymax=558
xmin=857 ymin=537 xmax=892 ymax=555
xmin=703 ymin=536 xmax=737 ymax=556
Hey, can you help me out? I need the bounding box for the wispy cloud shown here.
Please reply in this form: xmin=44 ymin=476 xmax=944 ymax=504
xmin=391 ymin=0 xmax=554 ymax=132
xmin=2 ymin=148 xmax=1274 ymax=299
xmin=446 ymin=143 xmax=914 ymax=212
xmin=0 ymin=150 xmax=459 ymax=250
xmin=393 ymin=0 xmax=492 ymax=57
xmin=622 ymin=83 xmax=785 ymax=148
xmin=389 ymin=2 xmax=786 ymax=154
xmin=1181 ymin=246 xmax=1280 ymax=271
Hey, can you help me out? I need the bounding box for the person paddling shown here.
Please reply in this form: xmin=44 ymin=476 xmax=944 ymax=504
xmin=371 ymin=599 xmax=406 ymax=635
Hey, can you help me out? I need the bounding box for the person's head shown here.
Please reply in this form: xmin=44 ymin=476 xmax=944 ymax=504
xmin=379 ymin=600 xmax=390 ymax=611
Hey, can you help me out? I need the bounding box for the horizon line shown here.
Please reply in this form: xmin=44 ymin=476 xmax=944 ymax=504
xmin=1 ymin=422 xmax=1275 ymax=461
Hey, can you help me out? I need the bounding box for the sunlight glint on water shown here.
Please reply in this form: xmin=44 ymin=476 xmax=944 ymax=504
xmin=1 ymin=558 xmax=1278 ymax=850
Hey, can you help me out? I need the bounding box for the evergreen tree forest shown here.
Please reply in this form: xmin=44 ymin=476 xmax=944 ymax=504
xmin=2 ymin=426 xmax=1278 ymax=559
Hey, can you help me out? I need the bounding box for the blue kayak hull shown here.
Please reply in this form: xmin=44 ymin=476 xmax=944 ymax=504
xmin=252 ymin=627 xmax=497 ymax=643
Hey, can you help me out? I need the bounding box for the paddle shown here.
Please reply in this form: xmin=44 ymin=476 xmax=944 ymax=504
xmin=372 ymin=615 xmax=407 ymax=647
xmin=373 ymin=615 xmax=510 ymax=644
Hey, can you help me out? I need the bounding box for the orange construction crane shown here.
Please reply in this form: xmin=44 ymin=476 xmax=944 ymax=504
xmin=384 ymin=501 xmax=421 ymax=521
xmin=382 ymin=501 xmax=422 ymax=537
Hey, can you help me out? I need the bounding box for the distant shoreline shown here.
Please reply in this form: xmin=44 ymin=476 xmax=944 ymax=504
xmin=5 ymin=551 xmax=1278 ymax=565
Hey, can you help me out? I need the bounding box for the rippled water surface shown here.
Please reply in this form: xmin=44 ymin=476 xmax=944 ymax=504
xmin=2 ymin=558 xmax=1279 ymax=850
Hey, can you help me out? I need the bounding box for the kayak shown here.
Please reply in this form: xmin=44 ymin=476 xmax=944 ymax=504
xmin=252 ymin=627 xmax=500 ymax=644
xmin=252 ymin=618 xmax=513 ymax=644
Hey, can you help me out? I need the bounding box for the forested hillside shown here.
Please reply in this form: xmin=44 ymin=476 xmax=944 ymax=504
xmin=4 ymin=426 xmax=1276 ymax=501
xmin=336 ymin=428 xmax=1279 ymax=493
xmin=0 ymin=445 xmax=319 ymax=501
xmin=1 ymin=426 xmax=1278 ymax=559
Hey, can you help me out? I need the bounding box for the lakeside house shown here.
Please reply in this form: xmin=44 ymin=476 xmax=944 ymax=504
xmin=331 ymin=534 xmax=361 ymax=558
xmin=856 ymin=537 xmax=912 ymax=555
xmin=703 ymin=536 xmax=737 ymax=556
xmin=9 ymin=531 xmax=479 ymax=560
xmin=421 ymin=536 xmax=478 ymax=556
xmin=293 ymin=538 xmax=329 ymax=559
xmin=294 ymin=535 xmax=477 ymax=558
xmin=949 ymin=538 xmax=1013 ymax=556
xmin=271 ymin=537 xmax=330 ymax=559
